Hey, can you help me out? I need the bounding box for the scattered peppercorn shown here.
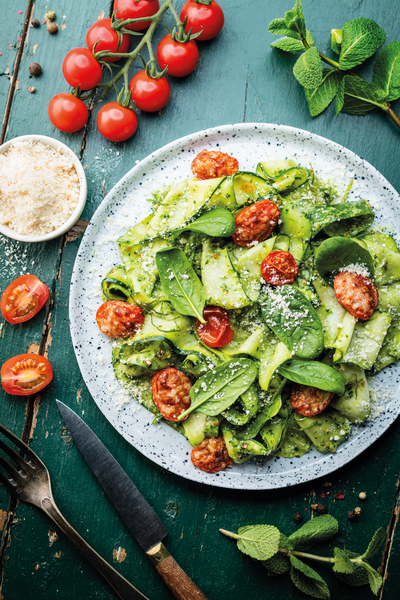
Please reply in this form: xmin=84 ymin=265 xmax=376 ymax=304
xmin=316 ymin=504 xmax=328 ymax=514
xmin=29 ymin=62 xmax=42 ymax=76
xmin=311 ymin=503 xmax=318 ymax=511
xmin=294 ymin=512 xmax=303 ymax=523
xmin=28 ymin=86 xmax=36 ymax=93
xmin=354 ymin=507 xmax=362 ymax=516
xmin=347 ymin=510 xmax=356 ymax=520
xmin=46 ymin=11 xmax=56 ymax=21
xmin=334 ymin=491 xmax=346 ymax=500
xmin=322 ymin=482 xmax=332 ymax=487
xmin=47 ymin=22 xmax=58 ymax=34
xmin=31 ymin=18 xmax=40 ymax=28
xmin=359 ymin=492 xmax=367 ymax=501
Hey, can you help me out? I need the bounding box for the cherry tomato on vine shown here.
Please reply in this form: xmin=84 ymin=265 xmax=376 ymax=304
xmin=86 ymin=18 xmax=130 ymax=63
xmin=48 ymin=93 xmax=88 ymax=133
xmin=1 ymin=354 xmax=53 ymax=396
xmin=196 ymin=306 xmax=235 ymax=348
xmin=62 ymin=47 xmax=103 ymax=91
xmin=97 ymin=103 xmax=138 ymax=142
xmin=113 ymin=0 xmax=160 ymax=31
xmin=156 ymin=35 xmax=199 ymax=77
xmin=180 ymin=0 xmax=224 ymax=41
xmin=261 ymin=251 xmax=299 ymax=285
xmin=129 ymin=71 xmax=170 ymax=112
xmin=1 ymin=275 xmax=49 ymax=324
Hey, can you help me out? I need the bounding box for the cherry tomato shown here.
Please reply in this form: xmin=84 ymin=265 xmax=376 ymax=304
xmin=97 ymin=102 xmax=138 ymax=142
xmin=191 ymin=437 xmax=233 ymax=473
xmin=261 ymin=251 xmax=299 ymax=285
xmin=151 ymin=366 xmax=192 ymax=421
xmin=62 ymin=48 xmax=103 ymax=91
xmin=1 ymin=354 xmax=53 ymax=396
xmin=232 ymin=199 xmax=280 ymax=247
xmin=129 ymin=71 xmax=170 ymax=112
xmin=180 ymin=0 xmax=224 ymax=41
xmin=86 ymin=18 xmax=130 ymax=63
xmin=113 ymin=0 xmax=159 ymax=31
xmin=156 ymin=35 xmax=199 ymax=77
xmin=1 ymin=275 xmax=49 ymax=324
xmin=191 ymin=150 xmax=239 ymax=180
xmin=291 ymin=383 xmax=334 ymax=417
xmin=48 ymin=93 xmax=88 ymax=133
xmin=96 ymin=300 xmax=144 ymax=338
xmin=334 ymin=271 xmax=379 ymax=321
xmin=196 ymin=306 xmax=234 ymax=348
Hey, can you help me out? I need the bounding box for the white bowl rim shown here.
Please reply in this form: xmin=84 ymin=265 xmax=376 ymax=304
xmin=0 ymin=134 xmax=87 ymax=243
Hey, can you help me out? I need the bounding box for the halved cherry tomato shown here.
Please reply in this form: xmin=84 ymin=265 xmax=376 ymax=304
xmin=97 ymin=102 xmax=138 ymax=142
xmin=191 ymin=436 xmax=233 ymax=473
xmin=191 ymin=150 xmax=239 ymax=180
xmin=129 ymin=71 xmax=170 ymax=112
xmin=96 ymin=300 xmax=144 ymax=338
xmin=156 ymin=34 xmax=199 ymax=77
xmin=196 ymin=306 xmax=234 ymax=348
xmin=48 ymin=93 xmax=88 ymax=133
xmin=1 ymin=354 xmax=53 ymax=396
xmin=86 ymin=18 xmax=130 ymax=62
xmin=152 ymin=366 xmax=191 ymax=421
xmin=113 ymin=0 xmax=160 ymax=31
xmin=1 ymin=275 xmax=49 ymax=324
xmin=62 ymin=48 xmax=103 ymax=91
xmin=291 ymin=383 xmax=334 ymax=417
xmin=334 ymin=271 xmax=378 ymax=320
xmin=232 ymin=199 xmax=280 ymax=247
xmin=180 ymin=0 xmax=224 ymax=41
xmin=261 ymin=251 xmax=299 ymax=285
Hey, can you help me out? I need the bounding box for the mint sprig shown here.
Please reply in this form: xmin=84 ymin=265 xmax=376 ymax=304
xmin=268 ymin=0 xmax=400 ymax=130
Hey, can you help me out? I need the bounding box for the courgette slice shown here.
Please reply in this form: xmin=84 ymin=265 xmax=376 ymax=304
xmin=340 ymin=311 xmax=392 ymax=369
xmin=295 ymin=410 xmax=351 ymax=453
xmin=330 ymin=375 xmax=370 ymax=423
xmin=256 ymin=161 xmax=311 ymax=192
xmin=102 ymin=265 xmax=133 ymax=302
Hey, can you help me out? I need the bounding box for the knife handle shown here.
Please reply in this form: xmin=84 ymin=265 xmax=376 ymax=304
xmin=147 ymin=543 xmax=209 ymax=600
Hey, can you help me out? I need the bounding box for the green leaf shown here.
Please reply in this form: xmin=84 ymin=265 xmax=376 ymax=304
xmin=271 ymin=30 xmax=314 ymax=54
xmin=373 ymin=41 xmax=400 ymax=101
xmin=331 ymin=29 xmax=342 ymax=55
xmin=262 ymin=553 xmax=290 ymax=575
xmin=359 ymin=562 xmax=383 ymax=595
xmin=284 ymin=0 xmax=306 ymax=38
xmin=362 ymin=527 xmax=386 ymax=560
xmin=287 ymin=515 xmax=339 ymax=551
xmin=235 ymin=525 xmax=281 ymax=561
xmin=309 ymin=199 xmax=375 ymax=238
xmin=315 ymin=236 xmax=375 ymax=285
xmin=333 ymin=547 xmax=355 ymax=573
xmin=280 ymin=359 xmax=345 ymax=395
xmin=339 ymin=18 xmax=386 ymax=70
xmin=336 ymin=75 xmax=388 ymax=115
xmin=179 ymin=358 xmax=258 ymax=419
xmin=268 ymin=18 xmax=302 ymax=40
xmin=174 ymin=208 xmax=236 ymax=238
xmin=156 ymin=248 xmax=206 ymax=322
xmin=305 ymin=68 xmax=343 ymax=116
xmin=333 ymin=551 xmax=369 ymax=586
xmin=293 ymin=47 xmax=323 ymax=89
xmin=290 ymin=556 xmax=330 ymax=599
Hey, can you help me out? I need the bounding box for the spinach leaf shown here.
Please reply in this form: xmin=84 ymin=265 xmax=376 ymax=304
xmin=173 ymin=208 xmax=236 ymax=238
xmin=178 ymin=358 xmax=258 ymax=419
xmin=308 ymin=200 xmax=374 ymax=238
xmin=279 ymin=360 xmax=346 ymax=395
xmin=261 ymin=286 xmax=324 ymax=359
xmin=156 ymin=248 xmax=206 ymax=323
xmin=315 ymin=237 xmax=374 ymax=285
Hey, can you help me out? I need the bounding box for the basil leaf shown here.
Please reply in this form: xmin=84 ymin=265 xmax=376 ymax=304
xmin=179 ymin=358 xmax=258 ymax=419
xmin=315 ymin=237 xmax=374 ymax=285
xmin=174 ymin=208 xmax=235 ymax=238
xmin=156 ymin=248 xmax=206 ymax=323
xmin=261 ymin=286 xmax=324 ymax=359
xmin=279 ymin=359 xmax=346 ymax=395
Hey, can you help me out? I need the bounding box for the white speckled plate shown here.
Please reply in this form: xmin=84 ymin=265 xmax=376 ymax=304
xmin=70 ymin=123 xmax=400 ymax=490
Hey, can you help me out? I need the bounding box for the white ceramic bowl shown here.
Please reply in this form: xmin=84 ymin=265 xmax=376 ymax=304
xmin=0 ymin=134 xmax=87 ymax=243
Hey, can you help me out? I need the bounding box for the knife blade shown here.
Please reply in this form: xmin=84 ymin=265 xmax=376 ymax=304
xmin=57 ymin=400 xmax=209 ymax=600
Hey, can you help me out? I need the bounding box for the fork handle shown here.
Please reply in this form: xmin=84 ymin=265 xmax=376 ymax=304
xmin=41 ymin=497 xmax=150 ymax=600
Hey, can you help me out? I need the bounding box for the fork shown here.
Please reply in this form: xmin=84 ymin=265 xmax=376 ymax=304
xmin=0 ymin=422 xmax=150 ymax=600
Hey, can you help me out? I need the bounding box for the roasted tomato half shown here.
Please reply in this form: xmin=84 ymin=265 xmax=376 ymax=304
xmin=191 ymin=436 xmax=233 ymax=473
xmin=290 ymin=383 xmax=334 ymax=417
xmin=196 ymin=306 xmax=235 ymax=348
xmin=96 ymin=300 xmax=144 ymax=338
xmin=232 ymin=199 xmax=280 ymax=247
xmin=1 ymin=354 xmax=53 ymax=396
xmin=261 ymin=251 xmax=298 ymax=285
xmin=334 ymin=271 xmax=378 ymax=320
xmin=152 ymin=366 xmax=192 ymax=421
xmin=191 ymin=150 xmax=239 ymax=180
xmin=1 ymin=275 xmax=49 ymax=324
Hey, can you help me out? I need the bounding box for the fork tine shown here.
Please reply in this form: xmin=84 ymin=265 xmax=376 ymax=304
xmin=0 ymin=423 xmax=42 ymax=466
xmin=0 ymin=454 xmax=25 ymax=485
xmin=0 ymin=470 xmax=17 ymax=496
xmin=0 ymin=438 xmax=35 ymax=473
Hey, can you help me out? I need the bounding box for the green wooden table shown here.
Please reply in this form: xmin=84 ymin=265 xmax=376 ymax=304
xmin=1 ymin=1 xmax=399 ymax=598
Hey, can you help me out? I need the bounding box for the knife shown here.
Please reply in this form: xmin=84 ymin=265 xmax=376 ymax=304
xmin=56 ymin=400 xmax=209 ymax=600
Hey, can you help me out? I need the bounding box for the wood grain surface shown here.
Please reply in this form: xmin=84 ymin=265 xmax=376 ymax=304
xmin=0 ymin=1 xmax=400 ymax=599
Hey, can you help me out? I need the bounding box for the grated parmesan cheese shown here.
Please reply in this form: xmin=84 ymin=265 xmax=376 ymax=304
xmin=0 ymin=140 xmax=80 ymax=236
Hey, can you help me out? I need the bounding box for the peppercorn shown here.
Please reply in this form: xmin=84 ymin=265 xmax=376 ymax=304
xmin=28 ymin=86 xmax=36 ymax=93
xmin=354 ymin=507 xmax=362 ymax=516
xmin=29 ymin=62 xmax=42 ymax=77
xmin=46 ymin=11 xmax=56 ymax=21
xmin=347 ymin=510 xmax=356 ymax=520
xmin=311 ymin=503 xmax=318 ymax=511
xmin=359 ymin=492 xmax=367 ymax=501
xmin=316 ymin=504 xmax=328 ymax=515
xmin=47 ymin=22 xmax=58 ymax=34
xmin=31 ymin=18 xmax=40 ymax=28
xmin=294 ymin=512 xmax=303 ymax=523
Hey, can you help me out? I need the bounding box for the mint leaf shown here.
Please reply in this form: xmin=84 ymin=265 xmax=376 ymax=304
xmin=360 ymin=562 xmax=383 ymax=595
xmin=279 ymin=532 xmax=295 ymax=550
xmin=336 ymin=75 xmax=387 ymax=115
xmin=288 ymin=515 xmax=339 ymax=551
xmin=373 ymin=41 xmax=400 ymax=101
xmin=284 ymin=0 xmax=306 ymax=39
xmin=235 ymin=525 xmax=281 ymax=561
xmin=332 ymin=547 xmax=355 ymax=574
xmin=293 ymin=47 xmax=323 ymax=89
xmin=271 ymin=30 xmax=314 ymax=54
xmin=262 ymin=553 xmax=290 ymax=575
xmin=290 ymin=556 xmax=330 ymax=599
xmin=305 ymin=68 xmax=342 ymax=116
xmin=331 ymin=29 xmax=342 ymax=55
xmin=333 ymin=551 xmax=369 ymax=586
xmin=339 ymin=18 xmax=386 ymax=70
xmin=361 ymin=527 xmax=386 ymax=560
xmin=268 ymin=18 xmax=302 ymax=40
